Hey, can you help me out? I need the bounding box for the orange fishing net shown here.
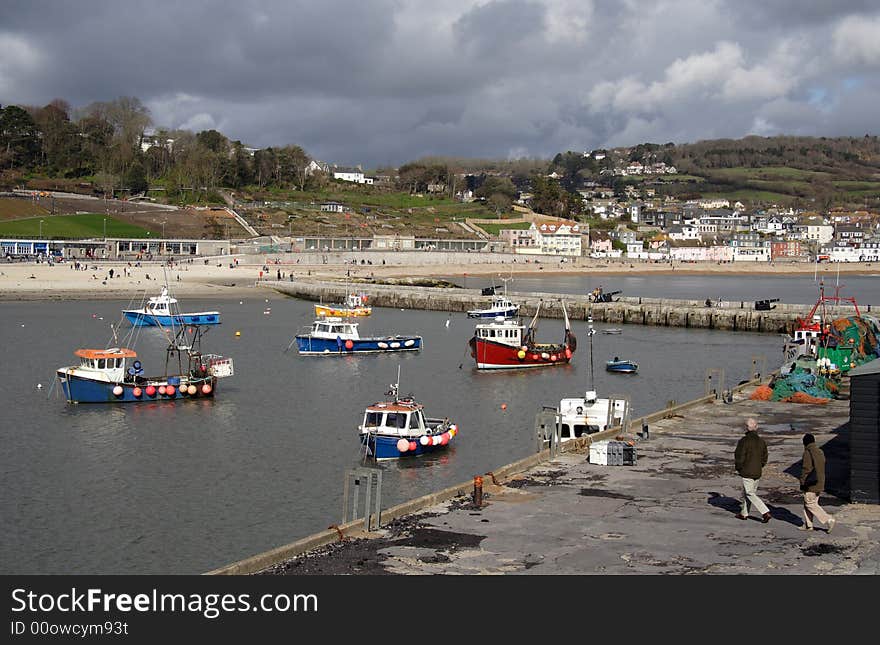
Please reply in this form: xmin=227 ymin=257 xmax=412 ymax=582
xmin=749 ymin=385 xmax=774 ymax=401
xmin=782 ymin=392 xmax=831 ymax=405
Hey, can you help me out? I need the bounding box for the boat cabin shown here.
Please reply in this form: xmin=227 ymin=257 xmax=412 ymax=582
xmin=344 ymin=293 xmax=367 ymax=308
xmin=360 ymin=401 xmax=427 ymax=437
xmin=310 ymin=317 xmax=360 ymax=340
xmin=474 ymin=317 xmax=524 ymax=347
xmin=71 ymin=348 xmax=137 ymax=381
xmin=145 ymin=287 xmax=177 ymax=314
xmin=557 ymin=391 xmax=629 ymax=440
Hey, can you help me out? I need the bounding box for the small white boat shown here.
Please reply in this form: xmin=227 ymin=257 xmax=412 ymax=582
xmin=602 ymin=328 xmax=623 ymax=335
xmin=467 ymin=295 xmax=519 ymax=319
xmin=123 ymin=286 xmax=220 ymax=327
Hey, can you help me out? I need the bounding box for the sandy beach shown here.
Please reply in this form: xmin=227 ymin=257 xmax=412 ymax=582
xmin=0 ymin=254 xmax=874 ymax=300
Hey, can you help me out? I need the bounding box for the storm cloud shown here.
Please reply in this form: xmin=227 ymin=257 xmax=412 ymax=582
xmin=1 ymin=0 xmax=878 ymax=166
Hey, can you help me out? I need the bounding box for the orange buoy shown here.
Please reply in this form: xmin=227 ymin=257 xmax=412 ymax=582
xmin=201 ymin=384 xmax=212 ymax=395
xmin=166 ymin=385 xmax=176 ymax=396
xmin=146 ymin=385 xmax=156 ymax=397
xmin=133 ymin=387 xmax=142 ymax=398
xmin=345 ymin=339 xmax=354 ymax=350
xmin=501 ymin=403 xmax=507 ymax=410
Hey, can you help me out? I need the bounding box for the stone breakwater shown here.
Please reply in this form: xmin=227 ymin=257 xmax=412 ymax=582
xmin=266 ymin=280 xmax=872 ymax=333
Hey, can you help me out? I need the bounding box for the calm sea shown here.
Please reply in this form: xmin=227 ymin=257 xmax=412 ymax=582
xmin=2 ymin=285 xmax=785 ymax=573
xmin=446 ymin=272 xmax=880 ymax=306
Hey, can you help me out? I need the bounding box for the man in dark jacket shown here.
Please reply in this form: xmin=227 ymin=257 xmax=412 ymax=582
xmin=799 ymin=433 xmax=836 ymax=532
xmin=734 ymin=418 xmax=771 ymax=522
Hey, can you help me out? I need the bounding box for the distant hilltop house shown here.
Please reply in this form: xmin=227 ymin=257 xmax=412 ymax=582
xmin=320 ymin=201 xmax=346 ymax=213
xmin=305 ymin=160 xmax=330 ymax=176
xmin=332 ymin=166 xmax=374 ymax=185
xmin=140 ymin=131 xmax=174 ymax=153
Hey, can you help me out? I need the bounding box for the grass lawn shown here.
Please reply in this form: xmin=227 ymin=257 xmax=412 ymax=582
xmin=477 ymin=221 xmax=532 ymax=236
xmin=0 ymin=214 xmax=151 ymax=239
xmin=0 ymin=199 xmax=48 ymax=219
xmin=700 ymin=189 xmax=795 ymax=205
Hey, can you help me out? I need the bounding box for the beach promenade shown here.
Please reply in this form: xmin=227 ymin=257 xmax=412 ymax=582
xmin=0 ymin=251 xmax=874 ymax=301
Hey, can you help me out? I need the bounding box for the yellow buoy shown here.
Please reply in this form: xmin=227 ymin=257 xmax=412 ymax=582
xmin=235 ymin=331 xmax=241 ymax=337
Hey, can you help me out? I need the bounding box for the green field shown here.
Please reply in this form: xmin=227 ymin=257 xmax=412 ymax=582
xmin=477 ymin=221 xmax=532 ymax=236
xmin=710 ymin=166 xmax=831 ymax=181
xmin=700 ymin=189 xmax=795 ymax=204
xmin=0 ymin=214 xmax=151 ymax=239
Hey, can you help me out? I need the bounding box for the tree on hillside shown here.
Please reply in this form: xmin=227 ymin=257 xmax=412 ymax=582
xmin=529 ymin=174 xmax=565 ymax=216
xmin=230 ymin=141 xmax=255 ymax=188
xmin=0 ymin=105 xmax=40 ymax=169
xmin=33 ymin=100 xmax=80 ymax=176
xmin=196 ymin=129 xmax=229 ymax=154
xmin=124 ymin=160 xmax=148 ymax=195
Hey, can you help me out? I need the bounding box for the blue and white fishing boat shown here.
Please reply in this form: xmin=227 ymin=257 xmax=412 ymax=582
xmin=466 ymin=294 xmax=519 ymax=319
xmin=359 ymin=370 xmax=458 ymax=460
xmin=294 ymin=317 xmax=422 ymax=355
xmin=56 ymin=324 xmax=234 ymax=404
xmin=605 ymin=357 xmax=638 ymax=374
xmin=123 ymin=286 xmax=221 ymax=327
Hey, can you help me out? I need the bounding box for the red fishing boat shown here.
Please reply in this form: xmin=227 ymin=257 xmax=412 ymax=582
xmin=468 ymin=301 xmax=576 ymax=370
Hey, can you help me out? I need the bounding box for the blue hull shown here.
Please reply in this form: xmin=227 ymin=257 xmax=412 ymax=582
xmin=123 ymin=312 xmax=221 ymax=327
xmin=57 ymin=372 xmax=216 ymax=403
xmin=467 ymin=309 xmax=518 ymax=319
xmin=296 ymin=335 xmax=422 ymax=355
xmin=360 ymin=433 xmax=453 ymax=459
xmin=606 ymin=363 xmax=638 ymax=373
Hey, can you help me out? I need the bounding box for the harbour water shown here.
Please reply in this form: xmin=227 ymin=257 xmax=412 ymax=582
xmin=446 ymin=272 xmax=880 ymax=306
xmin=2 ymin=288 xmax=787 ymax=573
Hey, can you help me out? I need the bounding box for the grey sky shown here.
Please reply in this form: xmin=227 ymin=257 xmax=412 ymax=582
xmin=1 ymin=0 xmax=878 ymax=167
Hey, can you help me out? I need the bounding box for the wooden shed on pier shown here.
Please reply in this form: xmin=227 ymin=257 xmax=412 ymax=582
xmin=847 ymin=359 xmax=880 ymax=504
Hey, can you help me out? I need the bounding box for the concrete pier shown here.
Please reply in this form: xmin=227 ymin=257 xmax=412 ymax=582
xmin=265 ymin=279 xmax=869 ymax=334
xmin=208 ymin=382 xmax=880 ymax=575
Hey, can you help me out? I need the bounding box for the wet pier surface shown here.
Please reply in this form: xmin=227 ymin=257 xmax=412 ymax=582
xmin=260 ymin=391 xmax=880 ymax=575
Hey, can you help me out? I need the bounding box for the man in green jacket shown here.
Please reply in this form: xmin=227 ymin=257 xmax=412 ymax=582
xmin=734 ymin=417 xmax=771 ymax=522
xmin=799 ymin=433 xmax=836 ymax=532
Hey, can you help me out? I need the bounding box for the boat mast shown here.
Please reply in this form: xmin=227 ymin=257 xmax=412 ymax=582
xmin=588 ymin=316 xmax=595 ymax=392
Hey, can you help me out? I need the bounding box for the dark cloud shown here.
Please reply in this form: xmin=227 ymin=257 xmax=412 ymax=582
xmin=1 ymin=1 xmax=878 ymax=166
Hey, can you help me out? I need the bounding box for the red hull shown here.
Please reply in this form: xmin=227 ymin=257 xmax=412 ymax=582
xmin=470 ymin=337 xmax=574 ymax=370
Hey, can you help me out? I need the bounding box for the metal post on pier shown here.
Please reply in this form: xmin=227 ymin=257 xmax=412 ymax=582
xmin=751 ymin=355 xmax=767 ymax=381
xmin=535 ymin=409 xmax=560 ymax=456
xmin=705 ymin=368 xmax=725 ymax=399
xmin=342 ymin=467 xmax=383 ymax=531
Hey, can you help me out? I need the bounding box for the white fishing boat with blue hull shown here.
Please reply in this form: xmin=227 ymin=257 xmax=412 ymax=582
xmin=295 ymin=317 xmax=422 ymax=355
xmin=123 ymin=286 xmax=220 ymax=327
xmin=359 ymin=372 xmax=458 ymax=460
xmin=467 ymin=295 xmax=519 ymax=319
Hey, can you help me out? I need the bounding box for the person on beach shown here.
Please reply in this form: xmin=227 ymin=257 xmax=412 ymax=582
xmin=798 ymin=433 xmax=836 ymax=533
xmin=734 ymin=417 xmax=771 ymax=522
